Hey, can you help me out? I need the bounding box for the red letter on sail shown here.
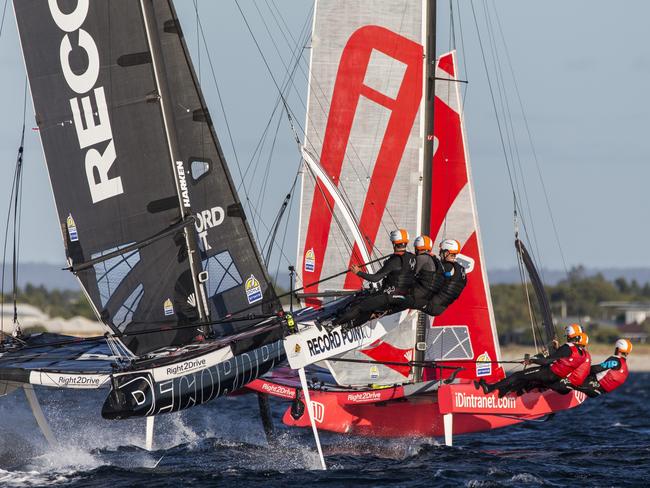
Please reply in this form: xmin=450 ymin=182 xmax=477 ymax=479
xmin=302 ymin=26 xmax=422 ymax=300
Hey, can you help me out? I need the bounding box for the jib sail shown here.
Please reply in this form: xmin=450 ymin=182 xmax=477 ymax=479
xmin=14 ymin=0 xmax=279 ymax=355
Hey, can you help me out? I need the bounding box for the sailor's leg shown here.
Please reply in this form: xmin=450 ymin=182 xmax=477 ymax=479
xmin=333 ymin=293 xmax=388 ymax=325
xmin=23 ymin=386 xmax=56 ymax=447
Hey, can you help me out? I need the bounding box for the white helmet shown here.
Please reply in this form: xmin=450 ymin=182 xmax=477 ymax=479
xmin=439 ymin=239 xmax=461 ymax=255
xmin=615 ymin=338 xmax=633 ymax=354
xmin=414 ymin=235 xmax=433 ymax=252
xmin=390 ymin=229 xmax=409 ymax=245
xmin=564 ymin=323 xmax=583 ymax=338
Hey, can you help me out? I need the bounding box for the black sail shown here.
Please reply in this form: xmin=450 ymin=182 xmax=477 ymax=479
xmin=146 ymin=0 xmax=281 ymax=340
xmin=14 ymin=0 xmax=280 ymax=355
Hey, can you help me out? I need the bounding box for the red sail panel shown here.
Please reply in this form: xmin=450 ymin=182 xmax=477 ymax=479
xmin=298 ymin=1 xmax=426 ymax=305
xmin=424 ymin=52 xmax=503 ymax=382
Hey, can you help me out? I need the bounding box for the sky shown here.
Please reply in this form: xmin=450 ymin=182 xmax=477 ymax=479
xmin=0 ymin=0 xmax=648 ymax=275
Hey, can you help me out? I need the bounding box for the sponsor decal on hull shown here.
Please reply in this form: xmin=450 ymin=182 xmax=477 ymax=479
xmin=260 ymin=382 xmax=295 ymax=399
xmin=311 ymin=401 xmax=325 ymax=423
xmin=149 ymin=347 xmax=234 ymax=382
xmin=453 ymin=391 xmax=517 ymax=410
xmin=103 ymin=341 xmax=285 ymax=419
xmin=30 ymin=372 xmax=110 ymax=389
xmin=347 ymin=391 xmax=382 ymax=403
xmin=284 ymin=321 xmax=387 ymax=369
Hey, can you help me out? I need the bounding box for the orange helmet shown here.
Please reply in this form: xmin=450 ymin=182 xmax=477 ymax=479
xmin=575 ymin=332 xmax=589 ymax=347
xmin=414 ymin=235 xmax=433 ymax=252
xmin=615 ymin=338 xmax=633 ymax=355
xmin=390 ymin=229 xmax=409 ymax=245
xmin=564 ymin=323 xmax=583 ymax=339
xmin=440 ymin=239 xmax=461 ymax=255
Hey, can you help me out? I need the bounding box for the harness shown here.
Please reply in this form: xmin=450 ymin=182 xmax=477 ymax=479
xmin=597 ymin=356 xmax=628 ymax=392
xmin=381 ymin=252 xmax=416 ymax=296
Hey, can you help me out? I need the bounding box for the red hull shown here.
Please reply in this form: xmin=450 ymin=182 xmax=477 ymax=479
xmin=247 ymin=378 xmax=586 ymax=438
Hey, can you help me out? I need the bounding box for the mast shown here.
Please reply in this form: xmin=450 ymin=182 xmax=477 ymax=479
xmin=414 ymin=0 xmax=436 ymax=382
xmin=140 ymin=0 xmax=209 ymax=322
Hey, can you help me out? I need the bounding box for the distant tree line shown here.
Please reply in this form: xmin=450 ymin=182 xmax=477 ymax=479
xmin=492 ymin=266 xmax=650 ymax=345
xmin=6 ymin=267 xmax=650 ymax=344
xmin=2 ymin=283 xmax=95 ymax=320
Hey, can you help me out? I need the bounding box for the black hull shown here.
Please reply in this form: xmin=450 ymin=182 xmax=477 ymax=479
xmin=101 ymin=340 xmax=285 ymax=419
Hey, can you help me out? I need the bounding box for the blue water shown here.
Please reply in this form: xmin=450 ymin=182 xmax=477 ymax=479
xmin=0 ymin=373 xmax=648 ymax=487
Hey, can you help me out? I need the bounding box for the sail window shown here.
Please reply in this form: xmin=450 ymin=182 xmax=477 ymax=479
xmin=424 ymin=326 xmax=474 ymax=360
xmin=112 ymin=284 xmax=144 ymax=331
xmin=190 ymin=159 xmax=210 ymax=182
xmin=92 ymin=244 xmax=141 ymax=307
xmin=202 ymin=250 xmax=243 ymax=297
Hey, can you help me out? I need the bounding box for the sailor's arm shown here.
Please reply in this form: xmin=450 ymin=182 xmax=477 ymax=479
xmin=529 ymin=344 xmax=571 ymax=365
xmin=590 ymin=355 xmax=621 ymax=374
xmin=351 ymin=256 xmax=399 ymax=283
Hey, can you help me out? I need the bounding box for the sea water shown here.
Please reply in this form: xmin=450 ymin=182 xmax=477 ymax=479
xmin=0 ymin=373 xmax=647 ymax=487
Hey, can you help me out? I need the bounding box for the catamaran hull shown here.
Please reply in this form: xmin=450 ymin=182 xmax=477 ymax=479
xmin=102 ymin=340 xmax=285 ymax=419
xmin=247 ymin=379 xmax=586 ymax=437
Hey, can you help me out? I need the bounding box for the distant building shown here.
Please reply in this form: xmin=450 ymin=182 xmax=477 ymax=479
xmin=0 ymin=302 xmax=105 ymax=337
xmin=599 ymin=301 xmax=650 ymax=343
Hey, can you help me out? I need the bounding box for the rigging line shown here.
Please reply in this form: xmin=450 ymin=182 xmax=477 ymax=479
xmin=236 ymin=11 xmax=309 ymax=194
xmin=491 ymin=3 xmax=569 ymax=278
xmin=483 ymin=1 xmax=543 ymax=272
xmin=469 ymin=1 xmax=520 ymax=225
xmin=274 ymin=11 xmax=401 ymax=239
xmin=0 ymin=0 xmax=8 ymax=39
xmin=251 ymin=109 xmax=283 ymax=233
xmin=274 ymin=167 xmax=301 ymax=285
xmin=454 ymin=0 xmax=470 ymax=111
xmin=190 ymin=4 xmax=261 ymax=245
xmin=193 ymin=0 xmax=206 ymax=164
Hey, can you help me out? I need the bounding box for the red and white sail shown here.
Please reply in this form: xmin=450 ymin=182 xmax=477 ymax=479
xmin=296 ymin=0 xmax=428 ymax=385
xmin=423 ymin=52 xmax=503 ymax=382
xmin=297 ymin=0 xmax=427 ymax=298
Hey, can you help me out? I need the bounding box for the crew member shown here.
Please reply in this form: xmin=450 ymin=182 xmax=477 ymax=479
xmin=331 ymin=229 xmax=416 ymax=328
xmin=409 ymin=235 xmax=445 ymax=310
xmin=420 ymin=239 xmax=467 ymax=316
xmin=476 ymin=324 xmax=589 ymax=397
xmin=547 ymin=332 xmax=592 ymax=394
xmin=576 ymin=338 xmax=631 ymax=398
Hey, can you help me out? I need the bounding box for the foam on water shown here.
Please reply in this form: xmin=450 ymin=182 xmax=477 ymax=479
xmin=0 ymin=373 xmax=649 ymax=486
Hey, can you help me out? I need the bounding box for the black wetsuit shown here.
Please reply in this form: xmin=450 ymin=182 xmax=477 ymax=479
xmin=483 ymin=344 xmax=573 ymax=396
xmin=421 ymin=260 xmax=466 ymax=316
xmin=332 ymin=252 xmax=416 ymax=327
xmin=575 ymin=356 xmax=624 ymax=398
xmin=410 ymin=253 xmax=445 ymax=309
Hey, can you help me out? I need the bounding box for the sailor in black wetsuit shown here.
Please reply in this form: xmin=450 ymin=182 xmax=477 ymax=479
xmin=476 ymin=325 xmax=590 ymax=397
xmin=410 ymin=235 xmax=445 ymax=311
xmin=576 ymin=338 xmax=631 ymax=398
xmin=332 ymin=229 xmax=416 ymax=328
xmin=420 ymin=239 xmax=467 ymax=316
